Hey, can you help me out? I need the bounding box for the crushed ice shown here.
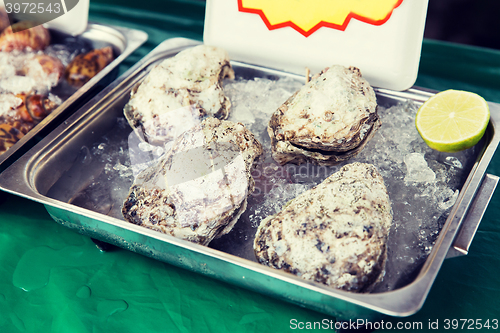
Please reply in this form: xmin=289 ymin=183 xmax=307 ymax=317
xmin=0 ymin=52 xmax=60 ymax=95
xmin=223 ymin=77 xmax=474 ymax=291
xmin=0 ymin=94 xmax=23 ymax=117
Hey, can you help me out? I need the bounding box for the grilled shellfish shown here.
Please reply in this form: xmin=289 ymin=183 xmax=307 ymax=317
xmin=0 ymin=93 xmax=59 ymax=150
xmin=268 ymin=66 xmax=380 ymax=166
xmin=65 ymin=46 xmax=114 ymax=87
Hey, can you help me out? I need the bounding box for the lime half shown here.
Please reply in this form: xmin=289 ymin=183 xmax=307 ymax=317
xmin=415 ymin=89 xmax=490 ymax=153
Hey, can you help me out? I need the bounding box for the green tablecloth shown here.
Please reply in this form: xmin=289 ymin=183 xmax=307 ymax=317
xmin=1 ymin=1 xmax=500 ymax=332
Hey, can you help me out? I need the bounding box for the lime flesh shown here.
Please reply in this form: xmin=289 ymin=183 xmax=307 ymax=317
xmin=415 ymin=90 xmax=490 ymax=153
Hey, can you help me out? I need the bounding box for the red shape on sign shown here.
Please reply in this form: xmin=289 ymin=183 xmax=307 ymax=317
xmin=237 ymin=0 xmax=404 ymax=37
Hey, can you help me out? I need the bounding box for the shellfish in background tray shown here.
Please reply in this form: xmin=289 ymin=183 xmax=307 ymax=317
xmin=0 ymin=9 xmax=147 ymax=168
xmin=0 ymin=39 xmax=498 ymax=321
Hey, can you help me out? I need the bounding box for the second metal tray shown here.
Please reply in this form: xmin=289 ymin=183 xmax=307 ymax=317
xmin=0 ymin=22 xmax=148 ymax=170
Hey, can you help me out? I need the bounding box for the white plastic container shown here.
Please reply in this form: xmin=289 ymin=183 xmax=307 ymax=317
xmin=46 ymin=0 xmax=89 ymax=36
xmin=204 ymin=0 xmax=429 ymax=91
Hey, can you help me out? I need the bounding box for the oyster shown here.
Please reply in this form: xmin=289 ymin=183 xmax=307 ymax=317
xmin=122 ymin=117 xmax=262 ymax=245
xmin=254 ymin=162 xmax=392 ymax=292
xmin=123 ymin=45 xmax=235 ymax=145
xmin=268 ymin=66 xmax=380 ymax=166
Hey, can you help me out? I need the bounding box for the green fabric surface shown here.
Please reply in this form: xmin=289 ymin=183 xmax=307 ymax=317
xmin=1 ymin=1 xmax=500 ymax=332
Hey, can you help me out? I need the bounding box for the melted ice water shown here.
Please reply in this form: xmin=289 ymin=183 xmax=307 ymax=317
xmin=53 ymin=76 xmax=477 ymax=292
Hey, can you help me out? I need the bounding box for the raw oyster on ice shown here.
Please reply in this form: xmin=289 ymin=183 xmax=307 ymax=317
xmin=254 ymin=162 xmax=392 ymax=292
xmin=124 ymin=45 xmax=235 ymax=145
xmin=268 ymin=66 xmax=380 ymax=166
xmin=122 ymin=117 xmax=262 ymax=245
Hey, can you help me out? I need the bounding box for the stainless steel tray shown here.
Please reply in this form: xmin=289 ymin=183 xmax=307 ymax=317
xmin=0 ymin=38 xmax=498 ymax=320
xmin=0 ymin=23 xmax=148 ymax=170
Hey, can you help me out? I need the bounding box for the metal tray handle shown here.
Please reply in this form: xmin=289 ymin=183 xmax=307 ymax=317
xmin=446 ymin=173 xmax=499 ymax=258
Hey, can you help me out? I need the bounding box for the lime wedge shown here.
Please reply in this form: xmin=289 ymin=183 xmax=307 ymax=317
xmin=415 ymin=90 xmax=490 ymax=152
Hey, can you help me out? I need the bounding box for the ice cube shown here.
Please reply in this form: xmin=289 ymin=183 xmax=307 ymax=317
xmin=404 ymin=153 xmax=436 ymax=183
xmin=437 ymin=188 xmax=459 ymax=211
xmin=0 ymin=93 xmax=22 ymax=117
xmin=0 ymin=76 xmax=36 ymax=94
xmin=444 ymin=156 xmax=463 ymax=169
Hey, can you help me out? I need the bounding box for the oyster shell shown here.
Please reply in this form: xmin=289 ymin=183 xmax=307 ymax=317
xmin=122 ymin=117 xmax=262 ymax=246
xmin=123 ymin=45 xmax=235 ymax=145
xmin=268 ymin=66 xmax=380 ymax=166
xmin=254 ymin=162 xmax=392 ymax=292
